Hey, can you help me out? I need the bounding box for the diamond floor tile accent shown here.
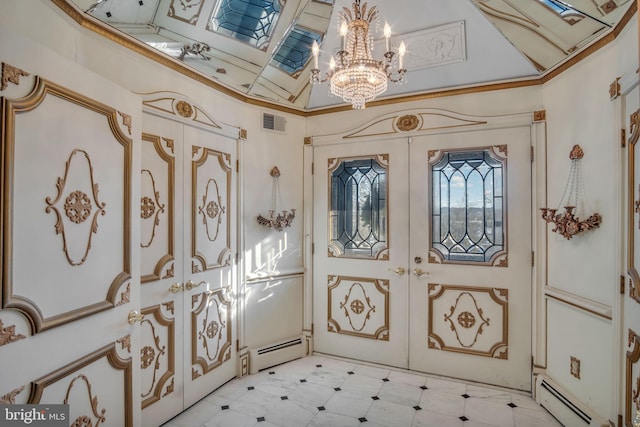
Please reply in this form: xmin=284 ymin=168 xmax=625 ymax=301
xmin=160 ymin=355 xmax=562 ymax=427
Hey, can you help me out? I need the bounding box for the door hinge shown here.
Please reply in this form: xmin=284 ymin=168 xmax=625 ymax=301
xmin=312 ymin=243 xmax=315 ymax=255
xmin=531 ymin=146 xmax=534 ymax=162
xmin=621 ymin=128 xmax=626 ymax=148
xmin=620 ymin=275 xmax=626 ymax=294
xmin=236 ymin=339 xmax=239 ymax=352
xmin=311 ymin=323 xmax=314 ymax=334
xmin=311 ymin=162 xmax=314 ymax=175
xmin=236 ymin=159 xmax=239 ymax=172
xmin=531 ymin=251 xmax=534 ymax=267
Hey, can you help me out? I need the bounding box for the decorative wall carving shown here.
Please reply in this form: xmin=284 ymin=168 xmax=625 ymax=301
xmin=428 ymin=284 xmax=508 ymax=359
xmin=64 ymin=374 xmax=106 ymax=426
xmin=0 ymin=385 xmax=25 ymax=404
xmin=45 ymin=149 xmax=106 ymax=266
xmin=167 ymin=0 xmax=205 ymax=25
xmin=396 ymin=21 xmax=466 ymax=71
xmin=192 ymin=289 xmax=232 ymax=377
xmin=0 ymin=319 xmax=26 ymax=346
xmin=2 ymin=77 xmax=132 ymax=333
xmin=118 ymin=111 xmax=132 ymax=135
xmin=344 ymin=109 xmax=487 ymax=139
xmin=141 ymin=93 xmax=222 ymax=130
xmin=327 ymin=275 xmax=389 ymax=341
xmin=1 ymin=62 xmax=30 ymax=90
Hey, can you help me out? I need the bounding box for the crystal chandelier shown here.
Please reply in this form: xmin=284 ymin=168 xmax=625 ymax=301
xmin=310 ymin=0 xmax=406 ymax=109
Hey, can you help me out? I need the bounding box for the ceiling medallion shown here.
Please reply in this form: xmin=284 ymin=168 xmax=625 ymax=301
xmin=310 ymin=0 xmax=406 ymax=109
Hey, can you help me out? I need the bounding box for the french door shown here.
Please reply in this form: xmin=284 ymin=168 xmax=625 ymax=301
xmin=313 ymin=125 xmax=532 ymax=390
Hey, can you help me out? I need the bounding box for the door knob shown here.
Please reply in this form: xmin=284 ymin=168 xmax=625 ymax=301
xmin=168 ymin=283 xmax=183 ymax=294
xmin=128 ymin=310 xmax=145 ymax=325
xmin=413 ymin=268 xmax=428 ymax=277
xmin=388 ymin=267 xmax=406 ymax=276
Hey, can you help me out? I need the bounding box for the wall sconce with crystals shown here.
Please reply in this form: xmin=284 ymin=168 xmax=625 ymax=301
xmin=540 ymin=145 xmax=601 ymax=239
xmin=257 ymin=167 xmax=295 ymax=232
xmin=310 ymin=0 xmax=406 ymax=109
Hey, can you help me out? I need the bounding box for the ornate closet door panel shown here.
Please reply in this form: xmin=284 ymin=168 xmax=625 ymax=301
xmin=3 ymin=77 xmax=133 ymax=332
xmin=183 ymin=124 xmax=237 ymax=407
xmin=29 ymin=341 xmax=133 ymax=427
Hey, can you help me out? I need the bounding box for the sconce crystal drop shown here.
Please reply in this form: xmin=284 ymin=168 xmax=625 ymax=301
xmin=257 ymin=166 xmax=296 ymax=232
xmin=540 ymin=145 xmax=601 ymax=239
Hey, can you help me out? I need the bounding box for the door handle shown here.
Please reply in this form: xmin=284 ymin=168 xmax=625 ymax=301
xmin=185 ymin=280 xmax=208 ymax=290
xmin=388 ymin=267 xmax=406 ymax=276
xmin=168 ymin=283 xmax=183 ymax=294
xmin=413 ymin=268 xmax=428 ymax=277
xmin=128 ymin=310 xmax=145 ymax=325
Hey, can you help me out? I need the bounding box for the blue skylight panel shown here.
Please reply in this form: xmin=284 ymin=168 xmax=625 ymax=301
xmin=210 ymin=0 xmax=281 ymax=49
xmin=272 ymin=27 xmax=322 ymax=75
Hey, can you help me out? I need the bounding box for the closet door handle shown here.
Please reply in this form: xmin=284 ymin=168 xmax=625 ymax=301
xmin=128 ymin=310 xmax=145 ymax=325
xmin=168 ymin=283 xmax=183 ymax=294
xmin=388 ymin=267 xmax=406 ymax=276
xmin=185 ymin=280 xmax=208 ymax=290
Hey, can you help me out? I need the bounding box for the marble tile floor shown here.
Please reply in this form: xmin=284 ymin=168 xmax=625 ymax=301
xmin=162 ymin=354 xmax=562 ymax=427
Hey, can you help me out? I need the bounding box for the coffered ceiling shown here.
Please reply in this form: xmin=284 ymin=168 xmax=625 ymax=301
xmin=64 ymin=0 xmax=635 ymax=112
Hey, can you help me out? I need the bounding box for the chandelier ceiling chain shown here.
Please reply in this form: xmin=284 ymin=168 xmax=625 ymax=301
xmin=310 ymin=0 xmax=406 ymax=109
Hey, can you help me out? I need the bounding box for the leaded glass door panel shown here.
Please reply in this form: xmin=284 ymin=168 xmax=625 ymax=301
xmin=408 ymin=126 xmax=532 ymax=390
xmin=313 ymin=139 xmax=410 ymax=368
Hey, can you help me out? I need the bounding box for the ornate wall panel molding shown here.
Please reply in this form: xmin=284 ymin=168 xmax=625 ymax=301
xmin=0 ymin=385 xmax=25 ymax=404
xmin=1 ymin=62 xmax=30 ymax=91
xmin=140 ymin=304 xmax=175 ymax=409
xmin=191 ymin=289 xmax=232 ymax=377
xmin=28 ymin=342 xmax=132 ymax=427
xmin=168 ymin=0 xmax=205 ymax=25
xmin=192 ymin=147 xmax=232 ymax=271
xmin=428 ymin=283 xmax=508 ymax=358
xmin=627 ymin=109 xmax=640 ymax=304
xmin=342 ymin=109 xmax=488 ymax=139
xmin=141 ymin=133 xmax=175 ymax=284
xmin=1 ymin=76 xmax=133 ymax=333
xmin=141 ymin=92 xmax=222 ymax=131
xmin=626 ymin=329 xmax=640 ymax=426
xmin=0 ymin=318 xmax=26 ymax=346
xmin=327 ymin=275 xmax=390 ymax=341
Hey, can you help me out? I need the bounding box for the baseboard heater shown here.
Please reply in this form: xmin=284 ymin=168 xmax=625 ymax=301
xmin=248 ymin=335 xmax=304 ymax=374
xmin=538 ymin=379 xmax=592 ymax=426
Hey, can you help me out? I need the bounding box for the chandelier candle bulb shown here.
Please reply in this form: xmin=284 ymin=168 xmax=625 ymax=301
xmin=340 ymin=21 xmax=348 ymax=51
xmin=312 ymin=40 xmax=319 ymax=69
xmin=384 ymin=22 xmax=391 ymax=52
xmin=399 ymin=41 xmax=406 ymax=69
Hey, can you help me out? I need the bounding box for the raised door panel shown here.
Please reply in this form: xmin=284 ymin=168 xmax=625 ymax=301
xmin=0 ymin=56 xmax=140 ymax=427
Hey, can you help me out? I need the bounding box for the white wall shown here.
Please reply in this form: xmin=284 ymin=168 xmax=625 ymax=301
xmin=540 ymin=16 xmax=638 ymax=422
